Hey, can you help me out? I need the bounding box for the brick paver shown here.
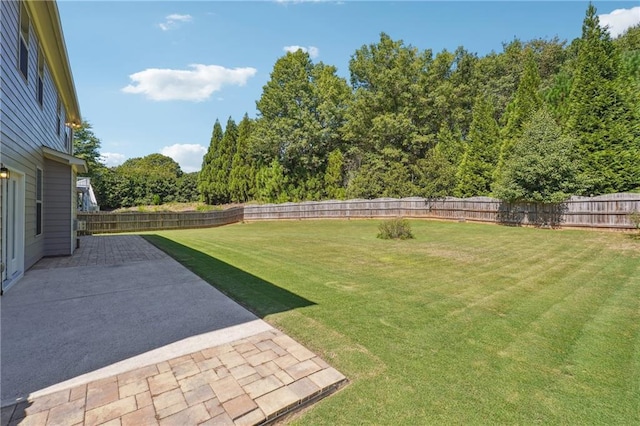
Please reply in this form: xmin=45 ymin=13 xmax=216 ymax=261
xmin=2 ymin=329 xmax=347 ymax=425
xmin=30 ymin=235 xmax=165 ymax=269
xmin=3 ymin=236 xmax=347 ymax=425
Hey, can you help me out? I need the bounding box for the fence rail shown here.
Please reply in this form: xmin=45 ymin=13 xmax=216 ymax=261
xmin=78 ymin=207 xmax=244 ymax=234
xmin=244 ymin=194 xmax=640 ymax=230
xmin=78 ymin=194 xmax=640 ymax=233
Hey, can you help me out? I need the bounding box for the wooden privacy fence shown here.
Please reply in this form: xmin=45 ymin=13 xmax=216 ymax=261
xmin=78 ymin=193 xmax=640 ymax=233
xmin=78 ymin=206 xmax=244 ymax=234
xmin=244 ymin=193 xmax=640 ymax=230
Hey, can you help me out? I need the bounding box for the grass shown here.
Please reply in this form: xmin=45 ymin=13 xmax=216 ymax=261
xmin=143 ymin=220 xmax=640 ymax=425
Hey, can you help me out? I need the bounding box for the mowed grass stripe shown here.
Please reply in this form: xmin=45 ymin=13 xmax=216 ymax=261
xmin=144 ymin=220 xmax=640 ymax=425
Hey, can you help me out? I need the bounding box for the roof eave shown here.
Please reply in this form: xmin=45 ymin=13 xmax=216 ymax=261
xmin=43 ymin=146 xmax=88 ymax=174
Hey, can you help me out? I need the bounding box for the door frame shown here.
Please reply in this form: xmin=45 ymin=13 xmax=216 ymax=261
xmin=2 ymin=167 xmax=25 ymax=292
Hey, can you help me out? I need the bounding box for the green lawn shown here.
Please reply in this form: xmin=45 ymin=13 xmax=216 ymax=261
xmin=144 ymin=220 xmax=640 ymax=425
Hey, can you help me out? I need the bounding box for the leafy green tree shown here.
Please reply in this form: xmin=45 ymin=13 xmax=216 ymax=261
xmin=493 ymin=108 xmax=580 ymax=203
xmin=252 ymin=50 xmax=350 ymax=200
xmin=324 ymin=149 xmax=346 ymax=199
xmin=567 ymin=4 xmax=640 ymax=194
xmin=115 ymin=154 xmax=183 ymax=205
xmin=255 ymin=159 xmax=288 ymax=203
xmin=412 ymin=124 xmax=463 ymax=198
xmin=425 ymin=48 xmax=478 ymax=139
xmin=198 ymin=119 xmax=224 ymax=204
xmin=346 ymin=154 xmax=416 ymax=199
xmin=527 ymin=37 xmax=568 ymax=91
xmin=545 ymin=68 xmax=573 ymax=126
xmin=614 ymin=24 xmax=640 ymax=52
xmin=229 ymin=114 xmax=256 ymax=203
xmin=96 ymin=154 xmax=192 ymax=209
xmin=176 ymin=172 xmax=199 ymax=203
xmin=473 ymin=39 xmax=524 ymax=118
xmin=209 ymin=117 xmax=237 ymax=204
xmin=433 ymin=123 xmax=465 ymax=171
xmin=615 ymin=25 xmax=640 ymax=121
xmin=413 ymin=149 xmax=457 ymax=198
xmin=455 ymin=95 xmax=501 ymax=197
xmin=92 ymin=168 xmax=122 ymax=210
xmin=344 ymin=33 xmax=433 ymax=165
xmin=73 ymin=121 xmax=104 ymax=177
xmin=495 ymin=48 xmax=543 ymax=180
xmin=118 ymin=153 xmax=182 ymax=178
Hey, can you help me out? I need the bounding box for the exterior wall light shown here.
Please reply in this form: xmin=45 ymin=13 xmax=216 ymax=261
xmin=0 ymin=166 xmax=9 ymax=179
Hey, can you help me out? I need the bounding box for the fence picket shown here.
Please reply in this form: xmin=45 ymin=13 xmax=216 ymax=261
xmin=78 ymin=194 xmax=640 ymax=234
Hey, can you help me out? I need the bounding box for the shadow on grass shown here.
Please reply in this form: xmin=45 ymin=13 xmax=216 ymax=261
xmin=143 ymin=235 xmax=315 ymax=318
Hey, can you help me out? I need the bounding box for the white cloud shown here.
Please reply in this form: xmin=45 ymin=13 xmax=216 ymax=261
xmin=100 ymin=152 xmax=127 ymax=168
xmin=599 ymin=7 xmax=640 ymax=38
xmin=167 ymin=14 xmax=192 ymax=22
xmin=307 ymin=46 xmax=320 ymax=58
xmin=158 ymin=13 xmax=193 ymax=31
xmin=122 ymin=64 xmax=257 ymax=102
xmin=161 ymin=144 xmax=207 ymax=173
xmin=283 ymin=45 xmax=320 ymax=59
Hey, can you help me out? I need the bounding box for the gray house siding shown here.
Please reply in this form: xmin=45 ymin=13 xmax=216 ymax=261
xmin=1 ymin=0 xmax=82 ymax=275
xmin=43 ymin=158 xmax=72 ymax=257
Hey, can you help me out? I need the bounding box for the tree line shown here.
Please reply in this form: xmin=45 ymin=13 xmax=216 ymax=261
xmin=199 ymin=5 xmax=639 ymax=205
xmin=73 ymin=122 xmax=198 ymax=210
xmin=75 ymin=5 xmax=639 ymax=210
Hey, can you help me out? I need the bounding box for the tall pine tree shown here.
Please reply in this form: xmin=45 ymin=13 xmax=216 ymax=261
xmin=324 ymin=149 xmax=346 ymax=199
xmin=494 ymin=47 xmax=542 ymax=181
xmin=229 ymin=114 xmax=256 ymax=203
xmin=210 ymin=117 xmax=237 ymax=204
xmin=455 ymin=95 xmax=501 ymax=197
xmin=567 ymin=4 xmax=640 ymax=194
xmin=198 ymin=119 xmax=223 ymax=204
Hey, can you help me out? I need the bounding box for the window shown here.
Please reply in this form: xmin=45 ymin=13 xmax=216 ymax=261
xmin=18 ymin=2 xmax=29 ymax=80
xmin=37 ymin=47 xmax=44 ymax=106
xmin=36 ymin=167 xmax=43 ymax=235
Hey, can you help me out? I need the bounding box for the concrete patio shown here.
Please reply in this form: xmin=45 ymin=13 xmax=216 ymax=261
xmin=1 ymin=235 xmax=346 ymax=425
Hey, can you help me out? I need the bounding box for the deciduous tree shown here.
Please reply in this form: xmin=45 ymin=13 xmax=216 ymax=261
xmin=73 ymin=121 xmax=104 ymax=176
xmin=493 ymin=108 xmax=580 ymax=203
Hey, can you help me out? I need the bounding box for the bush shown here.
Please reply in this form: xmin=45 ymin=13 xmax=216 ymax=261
xmin=377 ymin=218 xmax=414 ymax=240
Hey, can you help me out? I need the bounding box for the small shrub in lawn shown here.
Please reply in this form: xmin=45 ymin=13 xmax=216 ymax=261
xmin=377 ymin=217 xmax=414 ymax=240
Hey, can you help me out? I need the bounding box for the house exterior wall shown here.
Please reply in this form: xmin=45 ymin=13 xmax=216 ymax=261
xmin=1 ymin=0 xmax=82 ymax=275
xmin=43 ymin=158 xmax=73 ymax=256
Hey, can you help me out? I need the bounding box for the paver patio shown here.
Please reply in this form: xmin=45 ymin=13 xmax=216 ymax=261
xmin=1 ymin=236 xmax=346 ymax=425
xmin=2 ymin=328 xmax=346 ymax=426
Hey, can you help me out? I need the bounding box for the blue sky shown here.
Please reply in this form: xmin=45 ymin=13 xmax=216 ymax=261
xmin=57 ymin=1 xmax=640 ymax=173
